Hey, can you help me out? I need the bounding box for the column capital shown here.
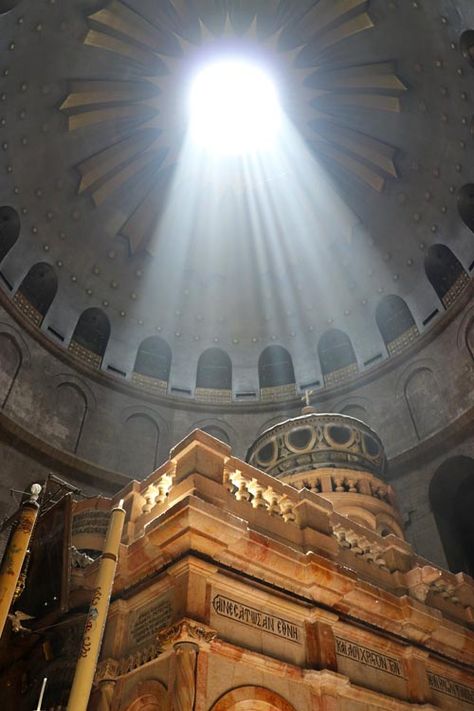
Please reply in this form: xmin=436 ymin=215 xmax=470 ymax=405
xmin=158 ymin=617 xmax=217 ymax=649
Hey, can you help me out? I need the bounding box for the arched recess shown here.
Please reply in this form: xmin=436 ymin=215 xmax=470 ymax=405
xmin=424 ymin=244 xmax=469 ymax=309
xmin=460 ymin=30 xmax=474 ymax=66
xmin=0 ymin=332 xmax=21 ymax=408
xmin=118 ymin=679 xmax=167 ymax=711
xmin=200 ymin=424 xmax=231 ymax=445
xmin=340 ymin=404 xmax=369 ymax=425
xmin=69 ymin=308 xmax=110 ymax=368
xmin=458 ymin=183 xmax=474 ymax=232
xmin=0 ymin=206 xmax=20 ymax=262
xmin=404 ymin=367 xmax=445 ymax=440
xmin=196 ymin=348 xmax=232 ymax=404
xmin=133 ymin=336 xmax=171 ymax=395
xmin=118 ymin=414 xmax=160 ymax=478
xmin=211 ymin=686 xmax=297 ymax=711
xmin=318 ymin=329 xmax=358 ymax=386
xmin=466 ymin=318 xmax=474 ymax=361
xmin=55 ymin=383 xmax=88 ymax=453
xmin=258 ymin=346 xmax=296 ymax=400
xmin=0 ymin=1 xmax=19 ymax=14
xmin=430 ymin=456 xmax=474 ymax=575
xmin=375 ymin=295 xmax=418 ymax=356
xmin=14 ymin=262 xmax=58 ymax=326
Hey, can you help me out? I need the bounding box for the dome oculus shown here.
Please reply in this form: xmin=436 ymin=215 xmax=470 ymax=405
xmin=189 ymin=60 xmax=281 ymax=155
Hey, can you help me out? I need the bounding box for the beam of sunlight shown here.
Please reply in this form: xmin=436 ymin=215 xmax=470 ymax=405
xmin=145 ymin=56 xmax=393 ymax=370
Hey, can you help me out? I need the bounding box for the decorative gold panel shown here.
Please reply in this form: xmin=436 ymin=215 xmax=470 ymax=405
xmin=195 ymin=387 xmax=232 ymax=404
xmin=442 ymin=273 xmax=470 ymax=309
xmin=260 ymin=383 xmax=297 ymax=402
xmin=387 ymin=325 xmax=420 ymax=357
xmin=131 ymin=372 xmax=168 ymax=396
xmin=323 ymin=362 xmax=359 ymax=387
xmin=13 ymin=292 xmax=43 ymax=327
xmin=68 ymin=341 xmax=102 ymax=369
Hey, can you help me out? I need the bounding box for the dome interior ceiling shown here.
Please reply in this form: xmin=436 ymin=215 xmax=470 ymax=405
xmin=0 ymin=0 xmax=474 ymax=399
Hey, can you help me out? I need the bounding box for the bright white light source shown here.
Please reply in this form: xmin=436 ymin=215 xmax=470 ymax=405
xmin=190 ymin=60 xmax=281 ymax=155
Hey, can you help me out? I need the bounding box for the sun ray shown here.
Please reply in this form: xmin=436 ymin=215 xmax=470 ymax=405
xmin=60 ymin=0 xmax=406 ymax=254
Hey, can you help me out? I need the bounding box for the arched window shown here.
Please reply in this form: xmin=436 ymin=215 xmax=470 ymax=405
xmin=69 ymin=308 xmax=110 ymax=367
xmin=0 ymin=206 xmax=20 ymax=262
xmin=318 ymin=329 xmax=358 ymax=385
xmin=134 ymin=336 xmax=171 ymax=382
xmin=424 ymin=244 xmax=468 ymax=308
xmin=430 ymin=456 xmax=474 ymax=576
xmin=458 ymin=183 xmax=474 ymax=232
xmin=258 ymin=345 xmax=295 ymax=391
xmin=460 ymin=30 xmax=474 ymax=67
xmin=14 ymin=262 xmax=57 ymax=325
xmin=196 ymin=348 xmax=232 ymax=390
xmin=375 ymin=295 xmax=418 ymax=355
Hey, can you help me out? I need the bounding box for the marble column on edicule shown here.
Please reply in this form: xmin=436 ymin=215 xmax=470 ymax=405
xmin=159 ymin=619 xmax=217 ymax=711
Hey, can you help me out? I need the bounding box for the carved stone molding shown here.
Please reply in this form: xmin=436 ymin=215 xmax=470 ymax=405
xmin=94 ymin=658 xmax=120 ymax=684
xmin=158 ymin=618 xmax=217 ymax=648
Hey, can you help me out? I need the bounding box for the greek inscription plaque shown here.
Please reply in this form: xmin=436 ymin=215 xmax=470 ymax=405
xmin=131 ymin=598 xmax=172 ymax=646
xmin=212 ymin=594 xmax=300 ymax=643
xmin=428 ymin=671 xmax=474 ymax=705
xmin=72 ymin=511 xmax=110 ymax=537
xmin=336 ymin=637 xmax=404 ymax=678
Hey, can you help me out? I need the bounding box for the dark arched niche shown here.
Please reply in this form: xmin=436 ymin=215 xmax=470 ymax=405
xmin=0 ymin=206 xmax=20 ymax=261
xmin=424 ymin=244 xmax=468 ymax=309
xmin=196 ymin=348 xmax=232 ymax=390
xmin=134 ymin=336 xmax=171 ymax=382
xmin=376 ymin=295 xmax=417 ymax=355
xmin=0 ymin=333 xmax=21 ymax=408
xmin=0 ymin=1 xmax=19 ymax=14
xmin=318 ymin=329 xmax=357 ymax=384
xmin=56 ymin=383 xmax=88 ymax=453
xmin=258 ymin=345 xmax=295 ymax=389
xmin=430 ymin=456 xmax=474 ymax=575
xmin=458 ymin=183 xmax=474 ymax=232
xmin=118 ymin=414 xmax=159 ymax=478
xmin=17 ymin=262 xmax=58 ymax=320
xmin=201 ymin=425 xmax=230 ymax=445
xmin=341 ymin=404 xmax=369 ymax=425
xmin=404 ymin=367 xmax=445 ymax=440
xmin=71 ymin=308 xmax=110 ymax=365
xmin=460 ymin=30 xmax=474 ymax=66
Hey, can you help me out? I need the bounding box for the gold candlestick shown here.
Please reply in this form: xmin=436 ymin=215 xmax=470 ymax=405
xmin=66 ymin=500 xmax=125 ymax=711
xmin=0 ymin=484 xmax=42 ymax=638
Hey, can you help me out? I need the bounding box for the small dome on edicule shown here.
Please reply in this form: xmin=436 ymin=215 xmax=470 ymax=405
xmin=247 ymin=411 xmax=403 ymax=539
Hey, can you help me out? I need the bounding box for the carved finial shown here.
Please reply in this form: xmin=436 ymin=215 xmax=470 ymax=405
xmin=28 ymin=483 xmax=42 ymax=504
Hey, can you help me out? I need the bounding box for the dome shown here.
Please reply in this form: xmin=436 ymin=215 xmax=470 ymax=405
xmin=247 ymin=412 xmax=386 ymax=478
xmin=247 ymin=410 xmax=403 ymax=538
xmin=0 ymin=0 xmax=474 ymax=579
xmin=0 ymin=1 xmax=473 ymax=405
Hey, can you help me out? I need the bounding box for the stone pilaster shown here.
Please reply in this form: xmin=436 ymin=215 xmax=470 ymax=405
xmin=158 ymin=618 xmax=217 ymax=711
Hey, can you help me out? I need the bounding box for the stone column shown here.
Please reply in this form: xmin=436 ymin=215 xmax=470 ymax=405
xmin=159 ymin=618 xmax=217 ymax=711
xmin=173 ymin=642 xmax=199 ymax=711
